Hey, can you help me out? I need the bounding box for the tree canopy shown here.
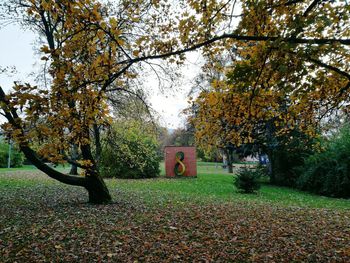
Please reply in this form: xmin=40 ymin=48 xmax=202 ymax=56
xmin=191 ymin=0 xmax=350 ymax=151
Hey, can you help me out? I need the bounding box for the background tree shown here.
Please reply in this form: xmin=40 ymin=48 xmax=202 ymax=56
xmin=191 ymin=0 xmax=350 ymax=181
xmin=0 ymin=138 xmax=24 ymax=168
xmin=297 ymin=124 xmax=350 ymax=198
xmin=167 ymin=126 xmax=195 ymax=147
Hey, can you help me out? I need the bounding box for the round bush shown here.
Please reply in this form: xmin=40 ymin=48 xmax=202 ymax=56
xmin=100 ymin=122 xmax=161 ymax=179
xmin=234 ymin=167 xmax=261 ymax=193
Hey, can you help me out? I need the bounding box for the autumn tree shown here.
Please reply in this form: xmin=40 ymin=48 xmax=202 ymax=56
xmin=188 ymin=53 xmax=238 ymax=172
xmin=0 ymin=0 xmax=349 ymax=203
xmin=191 ymin=0 xmax=350 ymax=181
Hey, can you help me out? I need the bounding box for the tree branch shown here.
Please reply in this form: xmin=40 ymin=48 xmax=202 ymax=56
xmin=117 ymin=34 xmax=350 ymax=66
xmin=269 ymin=0 xmax=305 ymax=9
xmin=100 ymin=63 xmax=133 ymax=92
xmin=106 ymin=86 xmax=151 ymax=113
xmin=338 ymin=81 xmax=350 ymax=98
xmin=290 ymin=0 xmax=323 ymax=38
xmin=303 ymin=0 xmax=322 ymax=17
xmin=288 ymin=50 xmax=350 ymax=80
xmin=306 ymin=56 xmax=350 ymax=80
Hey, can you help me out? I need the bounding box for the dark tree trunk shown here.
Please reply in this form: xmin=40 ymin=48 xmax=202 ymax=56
xmin=69 ymin=144 xmax=79 ymax=175
xmin=21 ymin=144 xmax=112 ymax=203
xmin=70 ymin=164 xmax=78 ymax=175
xmin=227 ymin=148 xmax=233 ymax=173
xmin=93 ymin=124 xmax=102 ymax=164
xmin=265 ymin=119 xmax=277 ymax=184
xmin=80 ymin=135 xmax=112 ymax=204
xmin=85 ymin=173 xmax=112 ymax=204
xmin=266 ymin=150 xmax=275 ymax=183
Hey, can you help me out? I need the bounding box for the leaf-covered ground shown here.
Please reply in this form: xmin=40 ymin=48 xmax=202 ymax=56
xmin=1 ymin=170 xmax=349 ymax=262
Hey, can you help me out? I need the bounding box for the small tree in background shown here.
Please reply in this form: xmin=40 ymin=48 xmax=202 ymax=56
xmin=0 ymin=139 xmax=24 ymax=168
xmin=234 ymin=167 xmax=261 ymax=194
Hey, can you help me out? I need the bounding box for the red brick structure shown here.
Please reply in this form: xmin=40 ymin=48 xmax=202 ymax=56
xmin=164 ymin=146 xmax=197 ymax=177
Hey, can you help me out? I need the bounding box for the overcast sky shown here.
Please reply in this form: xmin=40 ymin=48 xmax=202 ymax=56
xmin=0 ymin=24 xmax=36 ymax=88
xmin=0 ymin=23 xmax=203 ymax=129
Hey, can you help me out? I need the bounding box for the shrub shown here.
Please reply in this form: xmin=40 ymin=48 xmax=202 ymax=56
xmin=268 ymin=129 xmax=316 ymax=187
xmin=297 ymin=125 xmax=350 ymax=198
xmin=234 ymin=167 xmax=261 ymax=193
xmin=100 ymin=121 xmax=161 ymax=179
xmin=255 ymin=163 xmax=269 ymax=177
xmin=0 ymin=139 xmax=24 ymax=168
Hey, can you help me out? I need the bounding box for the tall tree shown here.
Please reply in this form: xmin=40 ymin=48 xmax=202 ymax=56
xmin=191 ymin=0 xmax=349 ymax=165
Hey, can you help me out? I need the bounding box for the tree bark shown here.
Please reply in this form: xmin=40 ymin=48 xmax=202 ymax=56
xmin=69 ymin=163 xmax=78 ymax=175
xmin=93 ymin=124 xmax=102 ymax=164
xmin=24 ymin=143 xmax=112 ymax=204
xmin=80 ymin=134 xmax=112 ymax=203
xmin=69 ymin=144 xmax=79 ymax=175
xmin=85 ymin=172 xmax=112 ymax=204
xmin=227 ymin=148 xmax=233 ymax=173
xmin=22 ymin=143 xmax=112 ymax=203
xmin=20 ymin=146 xmax=87 ymax=186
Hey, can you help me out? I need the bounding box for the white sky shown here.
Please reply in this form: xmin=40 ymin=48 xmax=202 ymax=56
xmin=0 ymin=24 xmax=37 ymax=88
xmin=0 ymin=23 xmax=203 ymax=129
xmin=147 ymin=52 xmax=203 ymax=128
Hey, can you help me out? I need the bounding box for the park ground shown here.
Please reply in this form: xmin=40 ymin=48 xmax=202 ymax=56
xmin=0 ymin=162 xmax=349 ymax=262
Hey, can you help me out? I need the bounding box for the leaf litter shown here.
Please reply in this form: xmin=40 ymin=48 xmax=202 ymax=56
xmin=0 ymin=171 xmax=349 ymax=262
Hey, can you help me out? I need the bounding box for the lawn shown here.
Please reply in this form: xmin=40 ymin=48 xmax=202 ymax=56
xmin=0 ymin=162 xmax=349 ymax=262
xmin=110 ymin=162 xmax=350 ymax=210
xmin=0 ymin=164 xmax=69 ymax=172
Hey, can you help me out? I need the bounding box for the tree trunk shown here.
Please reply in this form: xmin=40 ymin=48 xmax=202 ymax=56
xmin=93 ymin=124 xmax=102 ymax=164
xmin=22 ymin=144 xmax=112 ymax=204
xmin=265 ymin=119 xmax=277 ymax=184
xmin=266 ymin=150 xmax=275 ymax=183
xmin=85 ymin=173 xmax=112 ymax=204
xmin=80 ymin=136 xmax=111 ymax=204
xmin=70 ymin=164 xmax=78 ymax=175
xmin=69 ymin=144 xmax=79 ymax=175
xmin=227 ymin=148 xmax=233 ymax=173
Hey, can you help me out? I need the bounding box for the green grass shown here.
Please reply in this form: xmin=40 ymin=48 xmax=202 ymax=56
xmin=108 ymin=162 xmax=350 ymax=210
xmin=0 ymin=164 xmax=69 ymax=172
xmin=0 ymin=165 xmax=38 ymax=172
xmin=0 ymin=161 xmax=349 ymax=209
xmin=0 ymin=164 xmax=69 ymax=188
